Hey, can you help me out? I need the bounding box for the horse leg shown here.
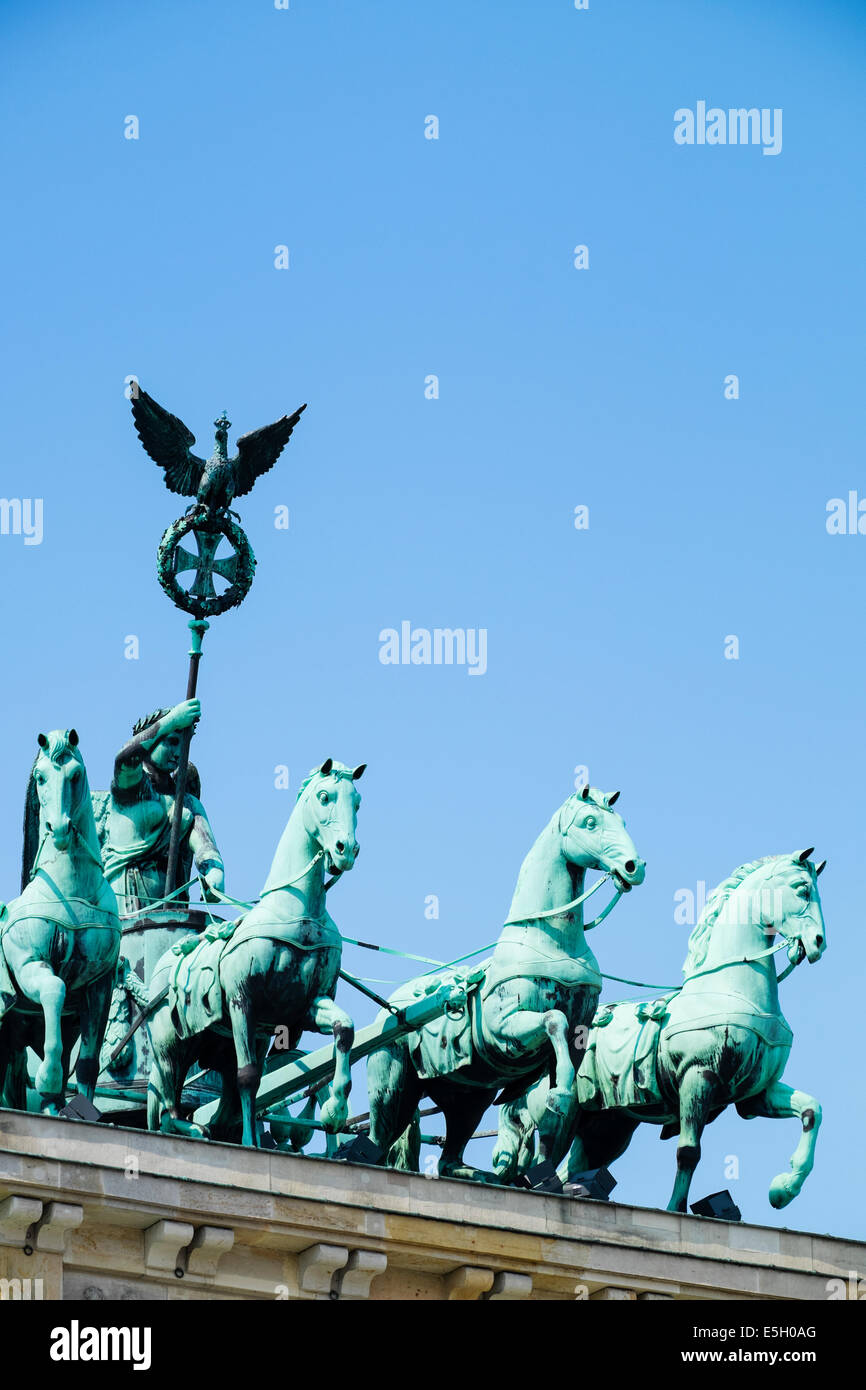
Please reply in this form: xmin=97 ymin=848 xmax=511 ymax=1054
xmin=368 ymin=1039 xmax=423 ymax=1161
xmin=494 ymin=1007 xmax=577 ymax=1165
xmin=431 ymin=1082 xmax=497 ymax=1182
xmin=309 ymin=996 xmax=354 ymax=1132
xmin=146 ymin=1008 xmax=197 ymax=1135
xmin=385 ymin=1109 xmax=422 ymax=1172
xmin=492 ymin=1077 xmax=548 ymax=1180
xmin=75 ymin=969 xmax=113 ymax=1103
xmin=210 ymin=1069 xmax=241 ymax=1142
xmin=0 ymin=1019 xmax=27 ymax=1111
xmin=16 ymin=962 xmax=66 ymax=1106
xmin=60 ymin=1013 xmax=80 ymax=1107
xmin=146 ymin=1005 xmax=171 ymax=1132
xmin=0 ymin=1027 xmax=11 ymax=1111
xmin=667 ymin=1067 xmax=718 ymax=1212
xmin=203 ymin=1033 xmax=242 ymax=1142
xmin=738 ymin=1081 xmax=822 ymax=1209
xmin=228 ymin=999 xmax=260 ymax=1147
xmin=562 ymin=1109 xmax=640 ymax=1183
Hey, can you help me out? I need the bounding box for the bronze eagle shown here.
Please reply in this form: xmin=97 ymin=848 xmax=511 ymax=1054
xmin=131 ymin=386 xmax=306 ymax=521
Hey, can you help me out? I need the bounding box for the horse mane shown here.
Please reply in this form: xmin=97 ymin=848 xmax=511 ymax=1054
xmin=295 ymin=762 xmax=356 ymax=802
xmin=21 ymin=757 xmax=41 ymax=890
xmin=682 ymin=855 xmax=777 ymax=978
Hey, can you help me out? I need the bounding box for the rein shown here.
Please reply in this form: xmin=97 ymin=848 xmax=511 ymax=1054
xmin=116 ymin=847 xmax=331 ymax=924
xmin=502 ymin=870 xmax=622 ymax=931
xmin=259 ymin=849 xmax=326 ymax=899
xmin=687 ymin=932 xmax=805 ymax=986
xmin=602 ymin=933 xmax=806 ymax=997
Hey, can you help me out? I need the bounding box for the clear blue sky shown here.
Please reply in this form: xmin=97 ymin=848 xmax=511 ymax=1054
xmin=1 ymin=0 xmax=865 ymax=1240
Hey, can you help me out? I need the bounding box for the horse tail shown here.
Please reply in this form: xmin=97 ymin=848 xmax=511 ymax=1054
xmin=385 ymin=1109 xmax=421 ymax=1172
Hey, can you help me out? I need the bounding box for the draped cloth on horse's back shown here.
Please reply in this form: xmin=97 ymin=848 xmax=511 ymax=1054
xmin=169 ymin=935 xmax=227 ymax=1038
xmin=575 ymin=992 xmax=795 ymax=1111
xmin=397 ymin=956 xmax=593 ymax=1085
xmin=167 ymin=915 xmax=342 ymax=1040
xmin=394 ymin=970 xmax=482 ymax=1082
xmin=0 ymin=878 xmax=121 ymax=1022
xmin=576 ymin=997 xmax=673 ymax=1111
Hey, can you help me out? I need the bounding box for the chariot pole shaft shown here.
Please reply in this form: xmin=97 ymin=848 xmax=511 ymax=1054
xmin=164 ymin=617 xmax=209 ymax=895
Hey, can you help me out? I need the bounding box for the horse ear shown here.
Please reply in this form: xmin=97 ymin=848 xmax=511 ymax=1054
xmin=816 ymin=859 xmax=827 ymax=876
xmin=797 ymin=847 xmax=815 ymax=863
xmin=319 ymin=758 xmax=333 ymax=776
xmin=352 ymin=763 xmax=366 ymax=781
xmin=580 ymin=785 xmax=591 ymax=801
xmin=37 ymin=733 xmax=48 ymax=749
xmin=68 ymin=729 xmax=79 ymax=747
xmin=607 ymin=790 xmax=620 ymax=807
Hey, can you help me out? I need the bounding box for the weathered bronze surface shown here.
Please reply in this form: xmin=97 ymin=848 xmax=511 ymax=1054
xmin=0 ymin=384 xmax=830 ymax=1220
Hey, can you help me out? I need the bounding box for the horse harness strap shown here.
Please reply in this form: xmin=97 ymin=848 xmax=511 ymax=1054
xmin=197 ymin=851 xmax=334 ymax=914
xmin=2 ymin=881 xmax=121 ymax=939
xmin=685 ymin=934 xmax=802 ymax=986
xmin=502 ymin=870 xmax=618 ymax=928
xmin=259 ymin=850 xmax=326 ymax=899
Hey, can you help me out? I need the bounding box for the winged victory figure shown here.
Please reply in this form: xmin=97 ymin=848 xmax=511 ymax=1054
xmin=131 ymin=387 xmax=307 ymax=522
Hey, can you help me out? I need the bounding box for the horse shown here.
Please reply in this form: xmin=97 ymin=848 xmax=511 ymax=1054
xmin=146 ymin=758 xmax=365 ymax=1147
xmin=0 ymin=730 xmax=121 ymax=1112
xmin=366 ymin=785 xmax=646 ymax=1181
xmin=497 ymin=850 xmax=827 ymax=1212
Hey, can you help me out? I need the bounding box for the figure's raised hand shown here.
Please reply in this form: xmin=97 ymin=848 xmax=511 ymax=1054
xmin=172 ymin=698 xmax=201 ymax=731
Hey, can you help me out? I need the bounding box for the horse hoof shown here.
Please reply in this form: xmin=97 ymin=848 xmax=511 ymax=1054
xmin=159 ymin=1115 xmax=206 ymax=1140
xmin=491 ymin=1149 xmax=517 ymax=1182
xmin=440 ymin=1164 xmax=503 ymax=1185
xmin=35 ymin=1063 xmax=63 ymax=1097
xmin=769 ymin=1174 xmax=798 ymax=1209
xmin=320 ymin=1101 xmax=348 ymax=1133
xmin=545 ymin=1087 xmax=574 ymax=1118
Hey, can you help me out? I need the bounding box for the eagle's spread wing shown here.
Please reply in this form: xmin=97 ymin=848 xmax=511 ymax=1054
xmin=131 ymin=388 xmax=206 ymax=498
xmin=232 ymin=404 xmax=307 ymax=499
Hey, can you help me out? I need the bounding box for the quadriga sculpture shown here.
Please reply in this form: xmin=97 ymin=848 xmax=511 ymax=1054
xmin=496 ymin=850 xmax=827 ymax=1211
xmin=367 ymin=785 xmax=646 ymax=1180
xmin=0 ymin=731 xmax=121 ymax=1111
xmin=146 ymin=758 xmax=365 ymax=1146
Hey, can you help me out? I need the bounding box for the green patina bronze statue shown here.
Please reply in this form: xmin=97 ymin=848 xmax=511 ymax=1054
xmin=366 ymin=786 xmax=646 ymax=1181
xmin=99 ymin=955 xmax=150 ymax=1083
xmin=0 ymin=732 xmax=121 ymax=1111
xmin=146 ymin=759 xmax=365 ymax=1147
xmin=0 ymin=379 xmax=832 ymax=1231
xmin=131 ymin=387 xmax=306 ymax=526
xmin=93 ymin=699 xmax=225 ymax=916
xmin=495 ymin=850 xmax=827 ymax=1212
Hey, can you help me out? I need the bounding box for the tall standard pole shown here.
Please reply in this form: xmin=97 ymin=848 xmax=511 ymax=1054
xmin=164 ymin=617 xmax=209 ymax=896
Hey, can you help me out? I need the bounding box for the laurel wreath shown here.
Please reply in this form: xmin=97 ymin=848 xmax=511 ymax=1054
xmin=156 ymin=514 xmax=256 ymax=618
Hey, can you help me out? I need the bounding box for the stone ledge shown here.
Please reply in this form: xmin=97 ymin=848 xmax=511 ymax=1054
xmin=0 ymin=1110 xmax=859 ymax=1301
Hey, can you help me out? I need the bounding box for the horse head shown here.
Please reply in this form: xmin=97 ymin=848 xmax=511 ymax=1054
xmin=31 ymin=729 xmax=88 ymax=853
xmin=299 ymin=757 xmax=366 ymax=874
xmin=560 ymin=785 xmax=646 ymax=892
xmin=762 ymin=849 xmax=827 ymax=966
xmin=683 ymin=849 xmax=827 ymax=980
